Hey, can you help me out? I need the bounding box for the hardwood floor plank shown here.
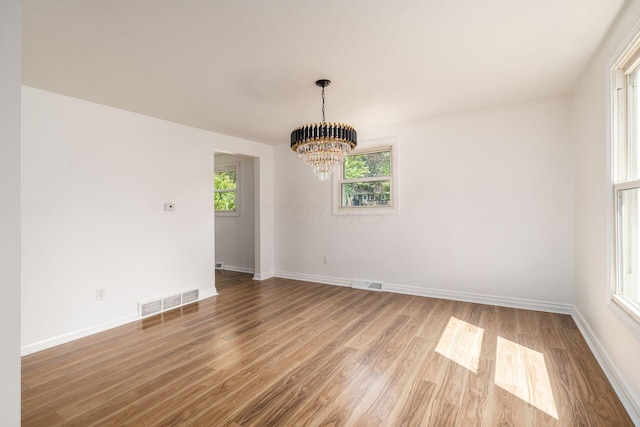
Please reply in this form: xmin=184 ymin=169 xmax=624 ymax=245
xmin=456 ymin=307 xmax=497 ymax=427
xmin=306 ymin=362 xmax=386 ymax=426
xmin=158 ymin=290 xmax=385 ymax=425
xmin=122 ymin=315 xmax=343 ymax=425
xmin=330 ymin=316 xmax=417 ymax=423
xmin=363 ymin=335 xmax=429 ymax=422
xmin=281 ymin=348 xmax=368 ymax=425
xmin=393 ymin=379 xmax=438 ymax=427
xmin=193 ymin=293 xmax=404 ymax=425
xmin=547 ymin=347 xmax=595 ymax=425
xmin=235 ymin=347 xmax=360 ymax=426
xmin=22 ymin=272 xmax=634 ymax=426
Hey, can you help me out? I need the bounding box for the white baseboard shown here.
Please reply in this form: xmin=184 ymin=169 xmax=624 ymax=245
xmin=385 ymin=282 xmax=573 ymax=314
xmin=572 ymin=308 xmax=640 ymax=424
xmin=199 ymin=288 xmax=219 ymax=300
xmin=22 ymin=289 xmax=219 ymax=356
xmin=253 ymin=271 xmax=274 ymax=281
xmin=275 ymin=271 xmax=351 ymax=287
xmin=222 ymin=265 xmax=255 ymax=274
xmin=21 ymin=312 xmax=139 ymax=356
xmin=275 ymin=272 xmax=572 ymax=314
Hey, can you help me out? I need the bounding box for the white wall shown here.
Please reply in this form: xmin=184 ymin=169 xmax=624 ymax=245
xmin=571 ymin=0 xmax=640 ymax=418
xmin=215 ymin=154 xmax=255 ymax=272
xmin=275 ymin=97 xmax=574 ymax=305
xmin=21 ymin=87 xmax=274 ymax=353
xmin=0 ymin=0 xmax=21 ymax=424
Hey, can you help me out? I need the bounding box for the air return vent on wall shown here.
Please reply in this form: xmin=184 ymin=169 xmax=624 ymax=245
xmin=351 ymin=279 xmax=384 ymax=292
xmin=138 ymin=288 xmax=200 ymax=318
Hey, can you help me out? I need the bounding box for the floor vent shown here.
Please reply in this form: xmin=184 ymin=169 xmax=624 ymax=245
xmin=138 ymin=288 xmax=200 ymax=318
xmin=215 ymin=262 xmax=224 ymax=269
xmin=351 ymin=279 xmax=384 ymax=292
xmin=140 ymin=300 xmax=162 ymax=317
xmin=182 ymin=289 xmax=199 ymax=304
xmin=162 ymin=294 xmax=181 ymax=310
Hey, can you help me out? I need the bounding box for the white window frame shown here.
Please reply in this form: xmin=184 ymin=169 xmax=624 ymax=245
xmin=214 ymin=162 xmax=240 ymax=217
xmin=610 ymin=28 xmax=640 ymax=335
xmin=333 ymin=138 xmax=399 ymax=216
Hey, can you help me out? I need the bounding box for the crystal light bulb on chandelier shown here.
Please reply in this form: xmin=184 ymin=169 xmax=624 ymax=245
xmin=290 ymin=80 xmax=357 ymax=181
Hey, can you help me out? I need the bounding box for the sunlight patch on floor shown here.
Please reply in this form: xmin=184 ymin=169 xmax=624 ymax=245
xmin=435 ymin=317 xmax=484 ymax=373
xmin=495 ymin=337 xmax=558 ymax=419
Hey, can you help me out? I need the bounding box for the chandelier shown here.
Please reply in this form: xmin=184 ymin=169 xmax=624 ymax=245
xmin=290 ymin=79 xmax=357 ymax=181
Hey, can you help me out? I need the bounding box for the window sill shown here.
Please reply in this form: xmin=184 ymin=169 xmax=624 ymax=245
xmin=332 ymin=205 xmax=399 ymax=216
xmin=609 ymin=295 xmax=640 ymax=340
xmin=215 ymin=211 xmax=240 ymax=217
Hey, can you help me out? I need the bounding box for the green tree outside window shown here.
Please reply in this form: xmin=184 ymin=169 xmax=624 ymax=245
xmin=341 ymin=149 xmax=392 ymax=207
xmin=214 ymin=169 xmax=237 ymax=211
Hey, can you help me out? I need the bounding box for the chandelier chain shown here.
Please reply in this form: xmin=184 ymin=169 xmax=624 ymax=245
xmin=322 ymin=86 xmax=326 ymax=123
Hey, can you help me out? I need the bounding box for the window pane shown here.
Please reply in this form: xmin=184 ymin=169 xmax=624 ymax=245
xmin=214 ymin=191 xmax=236 ymax=211
xmin=343 ymin=150 xmax=390 ymax=179
xmin=214 ymin=170 xmax=236 ymax=190
xmin=341 ymin=180 xmax=391 ymax=207
xmin=627 ymin=69 xmax=640 ymax=181
xmin=617 ymin=187 xmax=640 ymax=310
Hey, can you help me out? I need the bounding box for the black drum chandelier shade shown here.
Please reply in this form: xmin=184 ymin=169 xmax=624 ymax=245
xmin=290 ymin=79 xmax=357 ymax=181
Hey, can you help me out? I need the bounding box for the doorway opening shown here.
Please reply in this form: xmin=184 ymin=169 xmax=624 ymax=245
xmin=213 ymin=152 xmax=258 ymax=283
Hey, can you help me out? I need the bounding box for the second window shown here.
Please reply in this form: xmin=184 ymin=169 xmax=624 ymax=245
xmin=339 ymin=146 xmax=393 ymax=209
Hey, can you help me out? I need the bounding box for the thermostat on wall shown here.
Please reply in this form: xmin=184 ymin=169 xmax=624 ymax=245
xmin=164 ymin=203 xmax=175 ymax=211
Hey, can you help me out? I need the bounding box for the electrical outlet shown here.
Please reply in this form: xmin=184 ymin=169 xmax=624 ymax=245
xmin=96 ymin=288 xmax=106 ymax=301
xmin=322 ymin=255 xmax=328 ymax=264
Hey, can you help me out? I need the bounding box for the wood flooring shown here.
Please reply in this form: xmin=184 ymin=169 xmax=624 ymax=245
xmin=22 ymin=271 xmax=633 ymax=426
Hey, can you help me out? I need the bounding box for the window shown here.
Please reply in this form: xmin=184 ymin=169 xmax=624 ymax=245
xmin=214 ymin=165 xmax=239 ymax=215
xmin=334 ymin=142 xmax=397 ymax=215
xmin=611 ymin=38 xmax=640 ymax=325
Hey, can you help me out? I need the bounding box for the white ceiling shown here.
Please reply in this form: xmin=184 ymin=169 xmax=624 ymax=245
xmin=22 ymin=0 xmax=625 ymax=145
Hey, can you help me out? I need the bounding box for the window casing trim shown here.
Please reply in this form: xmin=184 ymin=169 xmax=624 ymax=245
xmin=332 ymin=138 xmax=399 ymax=216
xmin=609 ymin=29 xmax=640 ymax=332
xmin=214 ymin=162 xmax=240 ymax=217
